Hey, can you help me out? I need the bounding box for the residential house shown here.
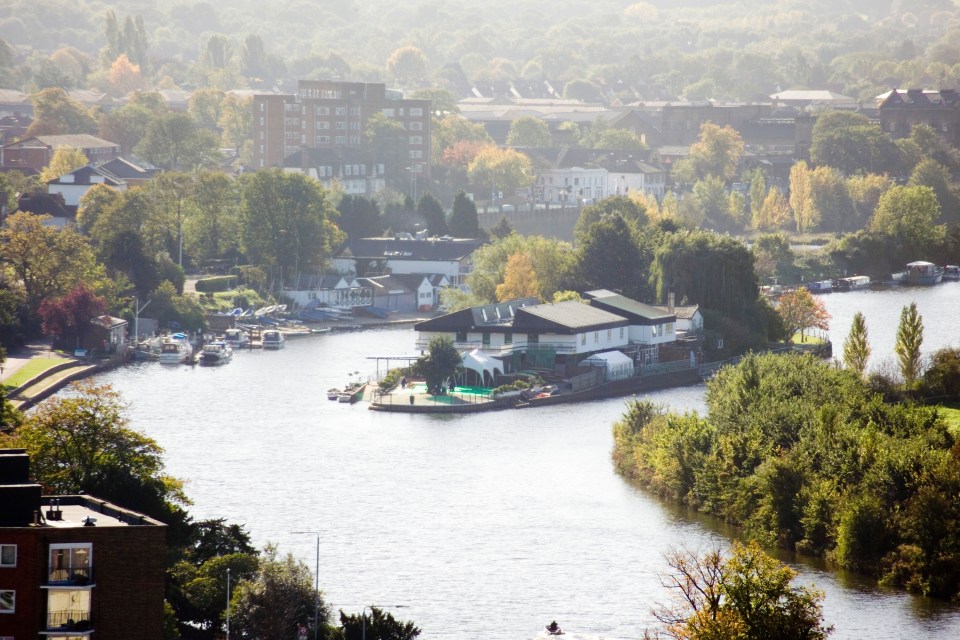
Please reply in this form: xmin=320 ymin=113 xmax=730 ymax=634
xmin=357 ymin=275 xmax=418 ymax=313
xmin=392 ymin=274 xmax=450 ymax=311
xmin=96 ymin=157 xmax=159 ymax=187
xmin=333 ymin=236 xmax=484 ymax=290
xmin=524 ymin=146 xmax=667 ymax=203
xmin=878 ymin=88 xmax=960 ymax=146
xmin=0 ymin=448 xmax=166 ymax=640
xmin=16 ymin=192 xmax=71 ymax=227
xmin=653 ymin=303 xmax=703 ymax=335
xmin=46 ymin=164 xmax=127 ymax=214
xmin=583 ymin=289 xmax=676 ymax=364
xmin=281 ymin=147 xmax=387 ymax=196
xmin=0 ymin=135 xmax=121 ymax=173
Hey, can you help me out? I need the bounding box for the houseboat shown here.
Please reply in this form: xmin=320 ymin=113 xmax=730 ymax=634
xmin=832 ymin=275 xmax=871 ymax=292
xmin=805 ymin=280 xmax=833 ymax=294
xmin=905 ymin=261 xmax=943 ymax=286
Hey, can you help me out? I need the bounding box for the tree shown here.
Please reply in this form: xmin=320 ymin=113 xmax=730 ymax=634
xmin=846 ymin=173 xmax=891 ymax=230
xmin=448 ymin=191 xmax=480 ymax=238
xmin=574 ymin=195 xmax=648 ymax=243
xmin=654 ymin=542 xmax=831 ymax=640
xmin=230 ymin=544 xmax=328 ymax=640
xmin=506 ymin=116 xmax=551 ymax=147
xmin=810 ymin=111 xmax=898 ymax=176
xmin=8 ymin=381 xmax=187 ymax=521
xmin=909 ymin=158 xmax=958 ymax=222
xmin=496 ymin=252 xmax=541 ymax=301
xmin=467 ymin=146 xmax=534 ymax=201
xmin=775 ymin=288 xmax=830 ymax=342
xmin=38 ymin=283 xmax=106 ymax=349
xmin=136 ymin=112 xmax=221 ymax=171
xmin=869 ymin=185 xmax=945 ymax=257
xmin=416 ymin=193 xmax=449 ymax=236
xmin=489 ymin=215 xmax=514 ymax=239
xmin=895 ymin=302 xmax=924 ymax=387
xmin=337 ymin=195 xmax=384 ymax=241
xmin=754 ymin=186 xmax=791 ymax=230
xmin=386 ymin=46 xmax=428 ymax=86
xmin=365 ymin=113 xmax=409 ymax=186
xmin=189 ymin=171 xmax=241 ymax=264
xmin=189 ymin=88 xmax=226 ymax=131
xmin=24 ymin=87 xmax=97 ymax=137
xmin=0 ymin=212 xmax=103 ymax=316
xmin=688 ymin=122 xmax=744 ymax=182
xmin=106 ymin=53 xmax=144 ymax=96
xmin=415 ymin=335 xmax=462 ymax=394
xmin=239 ymin=170 xmax=345 ymax=275
xmin=748 ymin=170 xmax=766 ymax=222
xmin=843 ymin=311 xmax=870 ymax=377
xmin=39 ymin=147 xmax=88 ymax=183
xmin=574 ymin=214 xmax=648 ymax=300
xmin=789 ymin=161 xmax=816 ymax=233
xmin=338 ymin=607 xmax=421 ymax=640
xmin=692 ymin=176 xmax=734 ymax=231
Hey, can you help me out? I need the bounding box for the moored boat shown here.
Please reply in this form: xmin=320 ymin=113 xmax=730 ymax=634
xmin=200 ymin=341 xmax=233 ymax=365
xmin=906 ymin=261 xmax=943 ymax=285
xmin=327 ymin=388 xmax=341 ymax=400
xmin=158 ymin=333 xmax=193 ymax=364
xmin=833 ymin=275 xmax=871 ymax=291
xmin=223 ymin=327 xmax=250 ymax=348
xmin=944 ymin=265 xmax=960 ymax=280
xmin=262 ymin=329 xmax=285 ymax=349
xmin=805 ymin=280 xmax=833 ymax=294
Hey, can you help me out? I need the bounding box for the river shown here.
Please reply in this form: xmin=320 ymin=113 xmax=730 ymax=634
xmin=82 ymin=284 xmax=960 ymax=639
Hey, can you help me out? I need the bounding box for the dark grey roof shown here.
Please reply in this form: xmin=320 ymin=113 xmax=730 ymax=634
xmin=513 ymin=300 xmax=627 ymax=334
xmin=583 ymin=290 xmax=675 ymax=325
xmin=414 ymin=298 xmax=538 ymax=332
xmin=97 ymin=157 xmax=158 ymax=180
xmin=47 ymin=164 xmax=124 ymax=186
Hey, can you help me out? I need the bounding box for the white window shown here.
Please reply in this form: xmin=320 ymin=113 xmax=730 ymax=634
xmin=581 ymin=333 xmax=586 ymax=345
xmin=317 ymin=136 xmax=330 ymax=144
xmin=345 ymin=165 xmax=352 ymax=176
xmin=0 ymin=544 xmax=13 ymax=567
xmin=0 ymin=590 xmax=13 ymax=613
xmin=607 ymin=329 xmax=612 ymax=340
xmin=259 ymin=117 xmax=264 ymax=125
xmin=409 ymin=121 xmax=423 ymax=131
xmin=594 ymin=331 xmax=599 ymax=343
xmin=619 ymin=327 xmax=624 ymax=339
xmin=350 ymin=107 xmax=360 ymax=115
xmin=399 ymin=108 xmax=405 ymax=116
xmin=382 ymin=108 xmax=395 ymax=117
xmin=667 ymin=322 xmax=674 ymax=334
xmin=317 ymin=106 xmax=330 ymax=115
xmin=409 ymin=150 xmax=423 ymax=159
xmin=335 ymin=122 xmax=346 ymax=130
xmin=410 ymin=136 xmax=422 ymax=145
xmin=350 ymin=136 xmax=361 ymax=144
xmin=335 ymin=107 xmax=346 ymax=115
xmin=317 ymin=121 xmax=330 ymax=129
xmin=410 ymin=107 xmax=423 ymax=116
xmin=49 ymin=543 xmax=92 ymax=585
xmin=350 ymin=121 xmax=360 ymax=130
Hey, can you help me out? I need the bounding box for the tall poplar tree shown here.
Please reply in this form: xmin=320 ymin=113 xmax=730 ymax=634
xmin=895 ymin=303 xmax=924 ymax=387
xmin=843 ymin=311 xmax=870 ymax=377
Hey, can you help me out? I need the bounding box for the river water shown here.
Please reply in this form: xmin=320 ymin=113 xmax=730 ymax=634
xmin=82 ymin=284 xmax=960 ymax=639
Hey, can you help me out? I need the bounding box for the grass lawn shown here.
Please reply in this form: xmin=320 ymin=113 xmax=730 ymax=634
xmin=3 ymin=356 xmax=70 ymax=389
xmin=936 ymin=404 xmax=960 ymax=438
xmin=791 ymin=332 xmax=826 ymax=344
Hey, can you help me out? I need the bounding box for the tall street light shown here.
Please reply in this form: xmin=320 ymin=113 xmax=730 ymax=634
xmin=225 ymin=567 xmax=231 ymax=640
xmin=292 ymin=531 xmax=320 ymax=640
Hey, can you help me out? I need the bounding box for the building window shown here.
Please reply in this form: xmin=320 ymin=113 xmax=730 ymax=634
xmin=350 ymin=136 xmax=361 ymax=144
xmin=619 ymin=327 xmax=624 ymax=339
xmin=667 ymin=322 xmax=674 ymax=333
xmin=409 ymin=150 xmax=423 ymax=159
xmin=317 ymin=107 xmax=330 ymax=115
xmin=0 ymin=590 xmax=13 ymax=613
xmin=47 ymin=589 xmax=90 ymax=629
xmin=410 ymin=122 xmax=423 ymax=131
xmin=317 ymin=136 xmax=330 ymax=144
xmin=335 ymin=136 xmax=346 ymax=144
xmin=505 ymin=332 xmax=513 ymax=345
xmin=0 ymin=544 xmax=15 ymax=567
xmin=317 ymin=121 xmax=330 ymax=129
xmin=528 ymin=333 xmax=539 ymax=345
xmin=580 ymin=333 xmax=586 ymax=345
xmin=410 ymin=136 xmax=422 ymax=145
xmin=594 ymin=331 xmax=599 ymax=343
xmin=49 ymin=543 xmax=92 ymax=585
xmin=410 ymin=107 xmax=423 ymax=116
xmin=335 ymin=122 xmax=346 ymax=129
xmin=607 ymin=329 xmax=612 ymax=340
xmin=335 ymin=107 xmax=346 ymax=115
xmin=456 ymin=331 xmax=467 ymax=342
xmin=350 ymin=107 xmax=360 ymax=116
xmin=482 ymin=332 xmax=490 ymax=347
xmin=382 ymin=108 xmax=395 ymax=117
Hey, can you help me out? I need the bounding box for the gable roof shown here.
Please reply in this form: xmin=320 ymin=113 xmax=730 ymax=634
xmin=340 ymin=237 xmax=484 ymax=262
xmin=97 ymin=157 xmax=159 ymax=180
xmin=3 ymin=134 xmax=119 ymax=151
xmin=652 ymin=304 xmax=700 ymax=320
xmin=583 ymin=289 xmax=675 ymax=326
xmin=513 ymin=300 xmax=627 ymax=334
xmin=414 ymin=298 xmax=538 ymax=333
xmin=47 ymin=164 xmax=124 ymax=187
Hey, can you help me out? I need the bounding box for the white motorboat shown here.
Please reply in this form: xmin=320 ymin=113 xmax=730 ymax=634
xmin=200 ymin=341 xmax=233 ymax=365
xmin=906 ymin=261 xmax=943 ymax=285
xmin=223 ymin=327 xmax=250 ymax=348
xmin=262 ymin=329 xmax=285 ymax=349
xmin=158 ymin=333 xmax=193 ymax=364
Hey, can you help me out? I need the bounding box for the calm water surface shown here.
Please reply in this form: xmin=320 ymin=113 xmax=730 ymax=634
xmin=83 ymin=284 xmax=960 ymax=639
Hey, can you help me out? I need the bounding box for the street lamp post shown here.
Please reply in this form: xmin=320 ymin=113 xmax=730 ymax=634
xmin=292 ymin=531 xmax=320 ymax=640
xmin=226 ymin=567 xmax=231 ymax=640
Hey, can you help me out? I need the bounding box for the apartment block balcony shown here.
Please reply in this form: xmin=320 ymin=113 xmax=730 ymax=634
xmin=46 ymin=608 xmax=93 ymax=633
xmin=46 ymin=567 xmax=94 ymax=587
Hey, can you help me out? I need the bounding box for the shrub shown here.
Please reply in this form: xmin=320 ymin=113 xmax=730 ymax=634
xmin=195 ymin=276 xmax=238 ymax=293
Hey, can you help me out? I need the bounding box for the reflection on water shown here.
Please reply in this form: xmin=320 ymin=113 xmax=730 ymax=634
xmin=83 ymin=311 xmax=960 ymax=639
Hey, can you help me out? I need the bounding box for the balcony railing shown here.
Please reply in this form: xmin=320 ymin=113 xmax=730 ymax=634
xmin=414 ymin=339 xmax=577 ymax=355
xmin=47 ymin=567 xmax=94 ymax=586
xmin=47 ymin=608 xmax=92 ymax=631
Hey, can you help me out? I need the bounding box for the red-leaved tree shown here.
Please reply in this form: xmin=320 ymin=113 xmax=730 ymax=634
xmin=38 ymin=283 xmax=107 ymax=348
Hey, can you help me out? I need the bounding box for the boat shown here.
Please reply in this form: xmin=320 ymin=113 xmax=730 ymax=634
xmin=944 ymin=265 xmax=960 ymax=281
xmin=906 ymin=261 xmax=943 ymax=285
xmin=199 ymin=341 xmax=233 ymax=365
xmin=805 ymin=280 xmax=833 ymax=294
xmin=327 ymin=388 xmax=341 ymax=400
xmin=132 ymin=336 xmax=161 ymax=360
xmin=261 ymin=329 xmax=285 ymax=349
xmin=158 ymin=333 xmax=193 ymax=364
xmin=832 ymin=275 xmax=871 ymax=292
xmin=223 ymin=327 xmax=250 ymax=348
xmin=337 ymin=383 xmax=366 ymax=404
xmin=545 ymin=621 xmax=564 ymax=636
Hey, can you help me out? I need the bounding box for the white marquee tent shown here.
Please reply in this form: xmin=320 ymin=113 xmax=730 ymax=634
xmin=582 ymin=350 xmax=634 ymax=381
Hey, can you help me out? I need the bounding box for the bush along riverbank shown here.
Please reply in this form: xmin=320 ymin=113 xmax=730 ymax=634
xmin=612 ymin=352 xmax=960 ymax=599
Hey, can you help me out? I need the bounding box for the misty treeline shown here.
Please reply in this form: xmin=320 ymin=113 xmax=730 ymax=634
xmin=0 ymin=0 xmax=957 ymax=102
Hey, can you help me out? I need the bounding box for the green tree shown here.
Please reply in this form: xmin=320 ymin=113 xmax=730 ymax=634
xmin=654 ymin=542 xmax=831 ymax=640
xmin=574 ymin=214 xmax=649 ymax=300
xmin=895 ymin=302 xmax=924 ymax=387
xmin=189 ymin=171 xmax=241 ymax=264
xmin=467 ymin=233 xmax=572 ymax=303
xmin=748 ymin=169 xmax=767 ymax=222
xmin=386 ymin=46 xmax=428 ymax=86
xmin=337 ymin=195 xmax=384 ymax=241
xmin=506 ymin=116 xmax=551 ymax=147
xmin=8 ymin=381 xmax=187 ymax=522
xmin=810 ymin=165 xmax=854 ymax=233
xmin=843 ymin=312 xmax=871 ymax=378
xmin=338 ymin=607 xmax=421 ymax=640
xmin=417 ymin=193 xmax=449 ymax=236
xmin=239 ymin=169 xmax=345 ymax=275
xmin=789 ymin=161 xmax=817 ymax=232
xmin=574 ymin=195 xmax=648 ymax=244
xmin=467 ymin=146 xmax=534 ymax=202
xmin=448 ymin=191 xmax=480 ymax=238
xmin=230 ymin=544 xmax=328 ymax=640
xmin=24 ymin=87 xmax=97 ymax=136
xmin=415 ymin=336 xmax=462 ymax=394
xmin=810 ymin=111 xmax=898 ymax=176
xmin=692 ymin=175 xmax=734 ymax=231
xmin=869 ymin=185 xmax=945 ymax=257
xmin=754 ymin=186 xmax=791 ymax=231
xmin=136 ymin=112 xmax=221 ymax=171
xmin=909 ymin=158 xmax=958 ymax=222
xmin=688 ymin=122 xmax=744 ymax=182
